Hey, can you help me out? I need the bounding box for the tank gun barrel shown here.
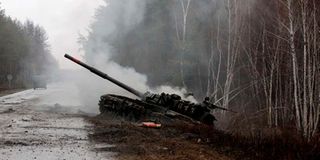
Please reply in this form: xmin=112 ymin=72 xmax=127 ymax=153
xmin=208 ymin=104 xmax=237 ymax=113
xmin=64 ymin=54 xmax=144 ymax=98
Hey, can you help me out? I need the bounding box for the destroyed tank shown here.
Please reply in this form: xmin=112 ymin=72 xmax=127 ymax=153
xmin=65 ymin=54 xmax=232 ymax=125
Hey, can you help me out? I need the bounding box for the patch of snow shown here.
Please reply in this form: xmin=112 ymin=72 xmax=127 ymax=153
xmin=0 ymin=90 xmax=38 ymax=106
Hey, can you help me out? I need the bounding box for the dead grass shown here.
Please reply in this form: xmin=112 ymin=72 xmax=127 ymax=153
xmin=87 ymin=116 xmax=232 ymax=160
xmin=87 ymin=114 xmax=320 ymax=160
xmin=181 ymin=124 xmax=320 ymax=160
xmin=0 ymin=88 xmax=25 ymax=97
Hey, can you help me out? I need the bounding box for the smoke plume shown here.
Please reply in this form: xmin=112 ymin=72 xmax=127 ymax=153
xmin=71 ymin=0 xmax=197 ymax=113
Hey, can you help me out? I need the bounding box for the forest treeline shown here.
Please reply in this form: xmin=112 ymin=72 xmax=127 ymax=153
xmin=0 ymin=6 xmax=57 ymax=89
xmin=83 ymin=0 xmax=320 ymax=140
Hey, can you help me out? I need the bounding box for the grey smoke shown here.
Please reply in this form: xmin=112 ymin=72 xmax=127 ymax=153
xmin=70 ymin=0 xmax=196 ymax=113
xmin=72 ymin=52 xmax=196 ymax=114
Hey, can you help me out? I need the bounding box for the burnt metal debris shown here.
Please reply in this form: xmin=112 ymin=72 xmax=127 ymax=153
xmin=65 ymin=54 xmax=235 ymax=125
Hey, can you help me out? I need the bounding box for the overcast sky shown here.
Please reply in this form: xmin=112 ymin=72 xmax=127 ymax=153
xmin=0 ymin=0 xmax=105 ymax=69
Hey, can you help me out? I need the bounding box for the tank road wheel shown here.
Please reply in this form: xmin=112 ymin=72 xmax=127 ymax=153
xmin=199 ymin=113 xmax=216 ymax=125
xmin=99 ymin=100 xmax=107 ymax=113
xmin=126 ymin=111 xmax=137 ymax=121
xmin=98 ymin=94 xmax=146 ymax=121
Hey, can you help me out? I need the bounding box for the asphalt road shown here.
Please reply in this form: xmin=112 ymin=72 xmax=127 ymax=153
xmin=0 ymin=84 xmax=114 ymax=160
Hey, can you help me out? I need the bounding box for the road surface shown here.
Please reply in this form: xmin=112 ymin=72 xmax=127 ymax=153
xmin=0 ymin=84 xmax=115 ymax=160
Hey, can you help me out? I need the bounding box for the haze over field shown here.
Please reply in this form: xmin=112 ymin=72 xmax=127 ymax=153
xmin=0 ymin=0 xmax=196 ymax=115
xmin=0 ymin=0 xmax=105 ymax=69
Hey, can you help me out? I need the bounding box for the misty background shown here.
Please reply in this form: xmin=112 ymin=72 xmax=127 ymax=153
xmin=0 ymin=0 xmax=105 ymax=69
xmin=1 ymin=0 xmax=320 ymax=141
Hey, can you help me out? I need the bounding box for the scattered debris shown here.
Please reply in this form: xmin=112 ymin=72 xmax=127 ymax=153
xmin=3 ymin=141 xmax=29 ymax=146
xmin=140 ymin=122 xmax=162 ymax=128
xmin=0 ymin=108 xmax=15 ymax=114
xmin=22 ymin=117 xmax=32 ymax=122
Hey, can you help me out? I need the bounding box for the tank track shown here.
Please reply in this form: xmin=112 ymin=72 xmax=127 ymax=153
xmin=98 ymin=94 xmax=216 ymax=126
xmin=98 ymin=94 xmax=199 ymax=124
xmin=99 ymin=94 xmax=150 ymax=121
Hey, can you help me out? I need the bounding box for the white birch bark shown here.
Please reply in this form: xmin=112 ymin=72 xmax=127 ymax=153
xmin=287 ymin=0 xmax=302 ymax=132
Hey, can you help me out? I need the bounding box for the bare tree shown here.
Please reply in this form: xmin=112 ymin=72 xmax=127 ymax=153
xmin=279 ymin=0 xmax=320 ymax=140
xmin=174 ymin=0 xmax=192 ymax=88
xmin=221 ymin=0 xmax=241 ymax=109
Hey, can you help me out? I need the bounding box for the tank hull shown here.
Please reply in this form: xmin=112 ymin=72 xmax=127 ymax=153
xmin=99 ymin=94 xmax=216 ymax=125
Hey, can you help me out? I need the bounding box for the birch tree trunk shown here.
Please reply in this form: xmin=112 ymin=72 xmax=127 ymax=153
xmin=174 ymin=0 xmax=191 ymax=88
xmin=222 ymin=0 xmax=240 ymax=109
xmin=284 ymin=0 xmax=320 ymax=140
xmin=287 ymin=0 xmax=302 ymax=133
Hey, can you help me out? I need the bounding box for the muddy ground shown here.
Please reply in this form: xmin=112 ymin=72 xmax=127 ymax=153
xmin=2 ymin=88 xmax=318 ymax=160
xmin=0 ymin=101 xmax=232 ymax=160
xmin=87 ymin=114 xmax=233 ymax=160
xmin=0 ymin=100 xmax=114 ymax=160
xmin=0 ymin=88 xmax=115 ymax=160
xmin=0 ymin=89 xmax=234 ymax=160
